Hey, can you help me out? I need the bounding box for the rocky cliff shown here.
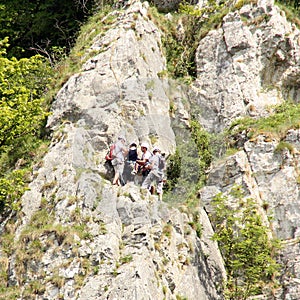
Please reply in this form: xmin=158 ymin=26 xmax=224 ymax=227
xmin=1 ymin=0 xmax=300 ymax=299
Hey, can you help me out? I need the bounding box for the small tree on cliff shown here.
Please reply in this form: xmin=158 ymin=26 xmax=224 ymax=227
xmin=211 ymin=185 xmax=281 ymax=300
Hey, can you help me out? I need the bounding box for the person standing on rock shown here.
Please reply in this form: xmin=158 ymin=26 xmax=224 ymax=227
xmin=125 ymin=141 xmax=138 ymax=182
xmin=131 ymin=142 xmax=152 ymax=179
xmin=112 ymin=136 xmax=128 ymax=186
xmin=141 ymin=146 xmax=165 ymax=198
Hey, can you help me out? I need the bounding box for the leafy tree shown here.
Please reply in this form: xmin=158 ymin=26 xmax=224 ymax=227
xmin=0 ymin=0 xmax=97 ymax=59
xmin=0 ymin=38 xmax=52 ymax=213
xmin=0 ymin=169 xmax=29 ymax=212
xmin=211 ymin=186 xmax=281 ymax=299
xmin=0 ymin=38 xmax=52 ymax=149
xmin=165 ymin=148 xmax=181 ymax=191
xmin=164 ymin=118 xmax=212 ymax=206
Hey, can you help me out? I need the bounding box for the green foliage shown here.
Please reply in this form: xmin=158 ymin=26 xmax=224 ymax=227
xmin=162 ymin=33 xmax=190 ymax=79
xmin=190 ymin=118 xmax=212 ymax=179
xmin=275 ymin=141 xmax=295 ymax=154
xmin=0 ymin=135 xmax=49 ymax=217
xmin=211 ymin=186 xmax=281 ymax=299
xmin=165 ymin=148 xmax=181 ymax=191
xmin=0 ymin=0 xmax=99 ymax=59
xmin=120 ymin=254 xmax=133 ymax=264
xmin=23 ymin=280 xmax=45 ymax=297
xmin=234 ymin=0 xmax=258 ymax=10
xmin=0 ymin=286 xmax=20 ymax=300
xmin=227 ymin=101 xmax=300 ymax=147
xmin=0 ymin=43 xmax=52 ymax=149
xmin=275 ymin=1 xmax=300 ymax=28
xmin=163 ymin=224 xmax=173 ymax=238
xmin=0 ymin=39 xmax=52 ymax=214
xmin=0 ymin=169 xmax=30 ymax=212
xmin=164 ymin=133 xmax=199 ymax=200
xmin=164 ymin=118 xmax=212 ymax=207
xmin=188 ymin=211 xmax=203 ymax=238
xmin=277 ymin=0 xmax=300 ymax=10
xmin=148 ymin=6 xmax=192 ymax=80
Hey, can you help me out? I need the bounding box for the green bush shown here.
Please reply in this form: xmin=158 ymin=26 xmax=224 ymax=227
xmin=227 ymin=101 xmax=300 ymax=148
xmin=164 ymin=119 xmax=212 ymax=208
xmin=211 ymin=186 xmax=281 ymax=299
xmin=0 ymin=38 xmax=52 ymax=213
xmin=0 ymin=38 xmax=52 ymax=150
xmin=165 ymin=148 xmax=182 ymax=191
xmin=0 ymin=169 xmax=30 ymax=212
xmin=190 ymin=118 xmax=212 ymax=179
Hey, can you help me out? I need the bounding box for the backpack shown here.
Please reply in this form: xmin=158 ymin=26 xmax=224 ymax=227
xmin=105 ymin=144 xmax=116 ymax=161
xmin=158 ymin=155 xmax=166 ymax=170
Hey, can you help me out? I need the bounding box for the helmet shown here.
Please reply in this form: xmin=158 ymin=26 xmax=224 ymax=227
xmin=140 ymin=142 xmax=149 ymax=149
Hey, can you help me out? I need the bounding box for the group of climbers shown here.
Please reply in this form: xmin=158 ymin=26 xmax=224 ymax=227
xmin=106 ymin=136 xmax=166 ymax=198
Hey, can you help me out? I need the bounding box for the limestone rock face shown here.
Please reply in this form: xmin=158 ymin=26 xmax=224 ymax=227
xmin=192 ymin=0 xmax=300 ymax=133
xmin=75 ymin=185 xmax=225 ymax=300
xmin=200 ymin=131 xmax=300 ymax=299
xmin=3 ymin=0 xmax=300 ymax=299
xmin=192 ymin=2 xmax=300 ymax=296
xmin=47 ymin=1 xmax=176 ymax=158
xmin=5 ymin=1 xmax=225 ymax=300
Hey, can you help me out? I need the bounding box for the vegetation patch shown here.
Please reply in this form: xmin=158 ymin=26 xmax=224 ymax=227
xmin=227 ymin=101 xmax=300 ymax=148
xmin=0 ymin=207 xmax=93 ymax=296
xmin=276 ymin=1 xmax=300 ymax=28
xmin=210 ymin=186 xmax=281 ymax=299
xmin=188 ymin=212 xmax=202 ymax=238
xmin=162 ymin=224 xmax=173 ymax=239
xmin=120 ymin=254 xmax=133 ymax=265
xmin=164 ymin=117 xmax=212 ymax=208
xmin=148 ymin=0 xmax=259 ymax=81
xmin=0 ymin=39 xmax=52 ymax=216
xmin=275 ymin=141 xmax=295 ymax=154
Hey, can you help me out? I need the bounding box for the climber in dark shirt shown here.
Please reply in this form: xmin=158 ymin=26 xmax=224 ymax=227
xmin=128 ymin=142 xmax=138 ymax=162
xmin=124 ymin=142 xmax=138 ymax=182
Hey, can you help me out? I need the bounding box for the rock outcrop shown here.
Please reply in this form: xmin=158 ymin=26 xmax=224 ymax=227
xmin=47 ymin=1 xmax=176 ymax=156
xmin=195 ymin=0 xmax=300 ymax=298
xmin=2 ymin=0 xmax=300 ymax=299
xmin=4 ymin=1 xmax=225 ymax=300
xmin=200 ymin=130 xmax=300 ymax=299
xmin=192 ymin=0 xmax=300 ymax=133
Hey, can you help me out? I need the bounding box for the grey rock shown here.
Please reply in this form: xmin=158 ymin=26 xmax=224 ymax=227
xmin=192 ymin=0 xmax=300 ymax=133
xmin=201 ymin=134 xmax=300 ymax=298
xmin=3 ymin=0 xmax=300 ymax=299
